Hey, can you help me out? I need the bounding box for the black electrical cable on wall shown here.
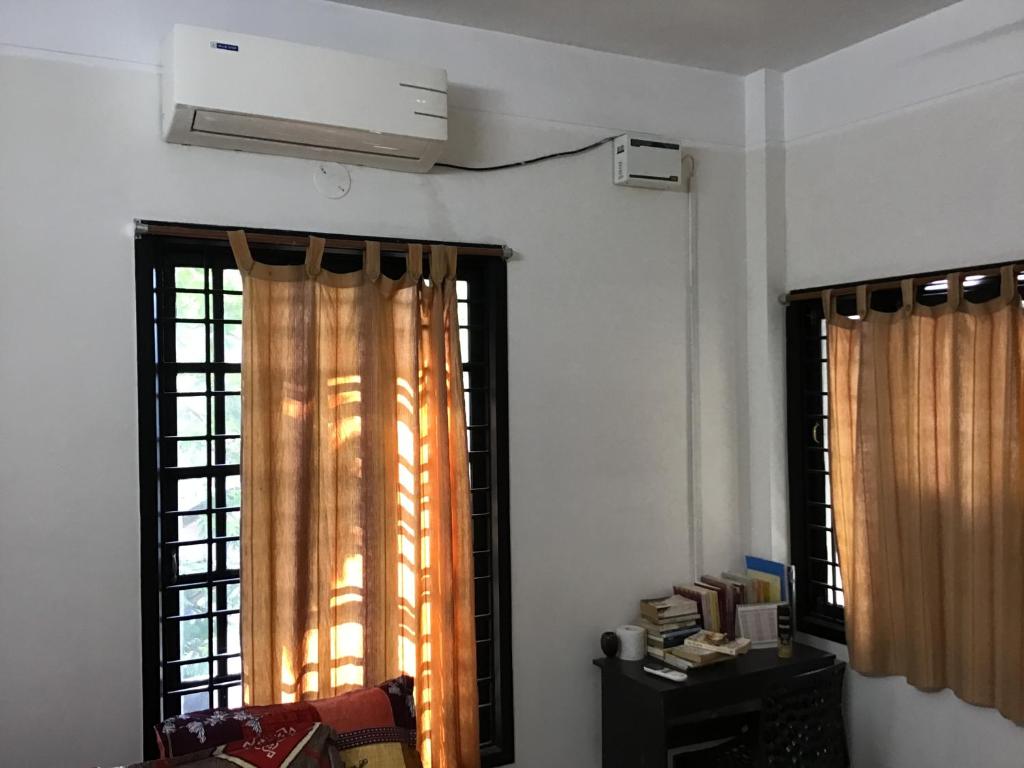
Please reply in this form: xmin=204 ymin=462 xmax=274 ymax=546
xmin=435 ymin=135 xmax=617 ymax=172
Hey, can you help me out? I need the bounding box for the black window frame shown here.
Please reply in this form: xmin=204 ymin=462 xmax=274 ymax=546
xmin=136 ymin=224 xmax=514 ymax=766
xmin=786 ymin=298 xmax=846 ymax=645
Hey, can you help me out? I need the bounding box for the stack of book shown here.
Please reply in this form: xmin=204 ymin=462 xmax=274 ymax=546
xmin=672 ymin=556 xmax=790 ymax=640
xmin=663 ymin=630 xmax=752 ymax=671
xmin=638 ymin=595 xmax=700 ymax=659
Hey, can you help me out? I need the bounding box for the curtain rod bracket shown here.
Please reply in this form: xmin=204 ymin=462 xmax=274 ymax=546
xmin=135 ymin=221 xmax=149 ymax=239
xmin=778 ymin=293 xmax=790 ymax=306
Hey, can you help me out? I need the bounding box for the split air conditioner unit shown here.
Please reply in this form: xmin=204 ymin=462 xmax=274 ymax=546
xmin=613 ymin=134 xmax=684 ymax=190
xmin=161 ymin=25 xmax=448 ymax=172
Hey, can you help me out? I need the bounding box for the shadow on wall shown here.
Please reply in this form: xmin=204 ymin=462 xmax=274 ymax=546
xmin=443 ymin=83 xmax=501 ymax=166
xmin=917 ymin=18 xmax=1024 ymax=60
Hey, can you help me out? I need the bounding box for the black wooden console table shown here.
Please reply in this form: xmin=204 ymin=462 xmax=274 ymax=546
xmin=593 ymin=643 xmax=836 ymax=767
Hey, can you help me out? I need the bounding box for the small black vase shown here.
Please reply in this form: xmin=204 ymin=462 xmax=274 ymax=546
xmin=600 ymin=631 xmax=620 ymax=658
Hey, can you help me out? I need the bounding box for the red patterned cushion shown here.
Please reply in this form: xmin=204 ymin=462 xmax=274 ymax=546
xmin=154 ymin=702 xmax=320 ymax=758
xmin=210 ymin=723 xmax=328 ymax=768
xmin=312 ymin=675 xmax=416 ymax=749
xmin=130 ymin=722 xmax=337 ymax=768
xmin=154 ymin=676 xmax=417 ymax=758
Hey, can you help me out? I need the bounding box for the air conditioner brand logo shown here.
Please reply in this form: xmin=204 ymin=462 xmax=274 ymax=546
xmin=210 ymin=41 xmax=240 ymax=52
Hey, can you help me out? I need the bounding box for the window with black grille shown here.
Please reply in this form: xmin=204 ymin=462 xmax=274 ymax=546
xmin=136 ymin=228 xmax=513 ymax=766
xmin=786 ymin=269 xmax=1023 ymax=644
xmin=787 ymin=299 xmax=845 ymax=643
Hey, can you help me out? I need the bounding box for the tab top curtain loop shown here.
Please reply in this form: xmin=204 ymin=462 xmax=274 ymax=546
xmin=446 ymin=246 xmax=458 ymax=283
xmin=228 ymin=230 xmax=255 ymax=274
xmin=947 ymin=272 xmax=962 ymax=311
xmin=363 ymin=241 xmax=381 ymax=281
xmin=304 ymin=236 xmax=325 ymax=278
xmin=407 ymin=244 xmax=423 ymax=282
xmin=900 ymin=278 xmax=914 ymax=312
xmin=430 ymin=245 xmax=449 ymax=283
xmin=1000 ymin=265 xmax=1018 ymax=304
xmin=855 ymin=284 xmax=868 ymax=318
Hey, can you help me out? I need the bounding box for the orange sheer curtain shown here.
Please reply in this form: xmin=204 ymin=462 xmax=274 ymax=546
xmin=228 ymin=232 xmax=480 ymax=768
xmin=826 ymin=266 xmax=1024 ymax=723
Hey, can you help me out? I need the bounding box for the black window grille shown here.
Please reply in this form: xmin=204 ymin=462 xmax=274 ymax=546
xmin=787 ymin=299 xmax=845 ymax=643
xmin=136 ymin=227 xmax=513 ymax=766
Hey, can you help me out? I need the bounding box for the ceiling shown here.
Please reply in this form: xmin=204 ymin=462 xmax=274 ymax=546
xmin=332 ymin=0 xmax=959 ymax=74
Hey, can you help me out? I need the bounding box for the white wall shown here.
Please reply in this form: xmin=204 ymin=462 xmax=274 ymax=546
xmin=692 ymin=149 xmax=749 ymax=575
xmin=782 ymin=2 xmax=1024 ymax=766
xmin=0 ymin=2 xmax=748 ymax=766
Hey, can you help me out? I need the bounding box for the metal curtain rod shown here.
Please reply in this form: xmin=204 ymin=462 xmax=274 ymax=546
xmin=782 ymin=256 xmax=1023 ymax=305
xmin=135 ymin=221 xmax=512 ymax=261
